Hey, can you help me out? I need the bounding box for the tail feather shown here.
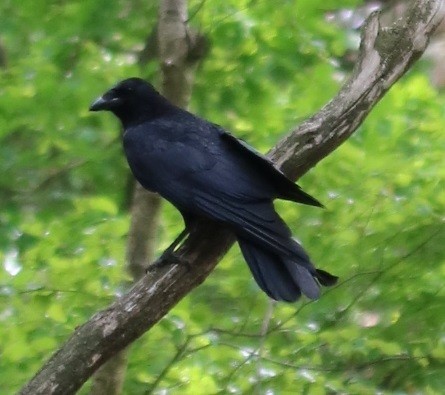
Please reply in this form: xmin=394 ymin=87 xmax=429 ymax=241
xmin=283 ymin=260 xmax=320 ymax=300
xmin=315 ymin=269 xmax=339 ymax=286
xmin=238 ymin=238 xmax=301 ymax=302
xmin=238 ymin=237 xmax=337 ymax=302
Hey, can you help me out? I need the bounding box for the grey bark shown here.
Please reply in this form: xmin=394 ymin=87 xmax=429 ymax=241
xmin=19 ymin=0 xmax=445 ymax=394
xmin=89 ymin=350 xmax=128 ymax=395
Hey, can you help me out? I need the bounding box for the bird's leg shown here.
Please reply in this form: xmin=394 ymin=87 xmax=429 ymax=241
xmin=147 ymin=228 xmax=191 ymax=271
xmin=159 ymin=227 xmax=190 ymax=261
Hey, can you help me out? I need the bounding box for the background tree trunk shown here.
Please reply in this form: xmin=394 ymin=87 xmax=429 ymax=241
xmin=89 ymin=1 xmax=206 ymax=393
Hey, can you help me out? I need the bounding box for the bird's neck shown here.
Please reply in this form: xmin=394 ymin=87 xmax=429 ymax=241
xmin=116 ymin=101 xmax=178 ymax=129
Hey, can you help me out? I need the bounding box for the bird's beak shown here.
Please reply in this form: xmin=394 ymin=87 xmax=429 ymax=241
xmin=89 ymin=96 xmax=108 ymax=112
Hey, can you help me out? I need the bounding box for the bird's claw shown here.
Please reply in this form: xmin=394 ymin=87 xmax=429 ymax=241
xmin=146 ymin=251 xmax=191 ymax=272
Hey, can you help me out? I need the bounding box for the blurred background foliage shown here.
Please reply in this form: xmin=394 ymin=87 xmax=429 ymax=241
xmin=1 ymin=0 xmax=444 ymax=393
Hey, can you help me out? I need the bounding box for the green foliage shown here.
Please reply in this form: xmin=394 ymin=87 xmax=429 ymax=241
xmin=1 ymin=1 xmax=444 ymax=394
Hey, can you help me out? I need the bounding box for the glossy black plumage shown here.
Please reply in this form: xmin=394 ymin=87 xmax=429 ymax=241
xmin=90 ymin=78 xmax=337 ymax=302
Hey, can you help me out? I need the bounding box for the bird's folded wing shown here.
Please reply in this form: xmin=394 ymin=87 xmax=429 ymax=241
xmin=217 ymin=128 xmax=323 ymax=207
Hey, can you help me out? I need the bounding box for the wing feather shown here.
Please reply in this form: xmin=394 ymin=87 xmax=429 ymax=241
xmin=217 ymin=128 xmax=323 ymax=207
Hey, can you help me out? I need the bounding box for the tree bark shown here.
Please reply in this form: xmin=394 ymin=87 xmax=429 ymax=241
xmin=88 ymin=350 xmax=129 ymax=395
xmin=19 ymin=0 xmax=445 ymax=394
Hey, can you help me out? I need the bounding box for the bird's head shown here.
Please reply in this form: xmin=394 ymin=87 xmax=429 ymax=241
xmin=90 ymin=78 xmax=174 ymax=127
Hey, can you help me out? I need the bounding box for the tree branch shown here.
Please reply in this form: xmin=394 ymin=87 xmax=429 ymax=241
xmin=19 ymin=0 xmax=444 ymax=393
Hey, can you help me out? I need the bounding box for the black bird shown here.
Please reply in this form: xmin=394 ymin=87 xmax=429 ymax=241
xmin=90 ymin=78 xmax=337 ymax=302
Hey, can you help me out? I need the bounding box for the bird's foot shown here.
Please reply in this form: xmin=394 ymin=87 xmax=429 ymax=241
xmin=146 ymin=251 xmax=191 ymax=272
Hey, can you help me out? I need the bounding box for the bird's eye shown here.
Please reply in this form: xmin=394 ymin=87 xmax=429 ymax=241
xmin=111 ymin=84 xmax=130 ymax=95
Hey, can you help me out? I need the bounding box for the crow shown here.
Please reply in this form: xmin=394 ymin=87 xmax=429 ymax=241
xmin=90 ymin=78 xmax=337 ymax=302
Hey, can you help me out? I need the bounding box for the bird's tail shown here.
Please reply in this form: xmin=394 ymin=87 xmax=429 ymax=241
xmin=237 ymin=237 xmax=337 ymax=302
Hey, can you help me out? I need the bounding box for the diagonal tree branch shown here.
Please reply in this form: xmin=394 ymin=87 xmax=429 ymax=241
xmin=270 ymin=0 xmax=445 ymax=177
xmin=19 ymin=0 xmax=445 ymax=393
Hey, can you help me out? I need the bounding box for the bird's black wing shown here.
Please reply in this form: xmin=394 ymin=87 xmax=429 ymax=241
xmin=216 ymin=127 xmax=323 ymax=207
